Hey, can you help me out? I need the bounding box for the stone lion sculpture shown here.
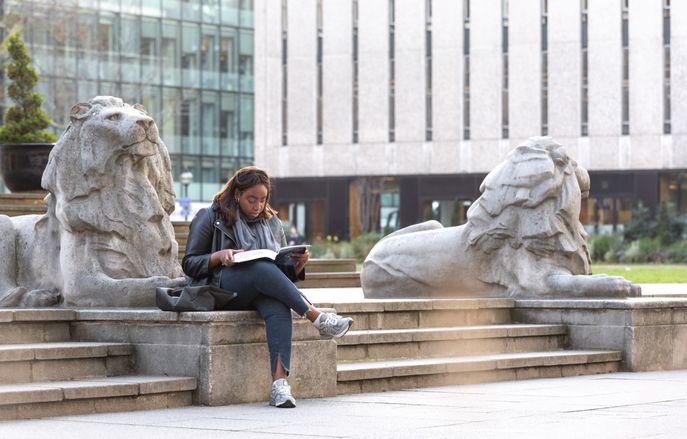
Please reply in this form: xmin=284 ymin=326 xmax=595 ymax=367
xmin=0 ymin=96 xmax=185 ymax=307
xmin=362 ymin=137 xmax=641 ymax=299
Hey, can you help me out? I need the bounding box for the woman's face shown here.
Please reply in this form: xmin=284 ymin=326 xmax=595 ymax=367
xmin=237 ymin=184 xmax=268 ymax=219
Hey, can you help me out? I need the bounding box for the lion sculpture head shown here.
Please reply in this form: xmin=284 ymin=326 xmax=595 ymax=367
xmin=464 ymin=137 xmax=593 ymax=293
xmin=0 ymin=96 xmax=184 ymax=308
xmin=42 ymin=96 xmax=180 ymax=280
xmin=362 ymin=137 xmax=637 ymax=299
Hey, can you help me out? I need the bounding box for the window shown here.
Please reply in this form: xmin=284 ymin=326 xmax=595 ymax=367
xmin=463 ymin=0 xmax=470 ymax=140
xmin=389 ymin=0 xmax=395 ymax=142
xmin=581 ymin=197 xmax=632 ymax=234
xmin=621 ymin=0 xmax=629 ymax=135
xmin=425 ymin=0 xmax=432 ymax=141
xmin=541 ymin=0 xmax=548 ymax=136
xmin=317 ymin=0 xmax=323 ymax=144
xmin=352 ymin=0 xmax=359 ymax=143
xmin=663 ymin=0 xmax=671 ymax=134
xmin=281 ymin=0 xmax=288 ymax=146
xmin=423 ymin=199 xmax=473 ymax=227
xmin=660 ymin=171 xmax=687 ymax=215
xmin=581 ymin=0 xmax=589 ymax=136
xmin=502 ymin=0 xmax=509 ymax=139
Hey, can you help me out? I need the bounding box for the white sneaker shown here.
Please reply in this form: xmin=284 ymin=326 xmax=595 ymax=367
xmin=314 ymin=312 xmax=354 ymax=339
xmin=270 ymin=378 xmax=296 ymax=408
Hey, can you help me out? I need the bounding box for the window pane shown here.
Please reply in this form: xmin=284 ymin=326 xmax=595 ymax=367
xmin=162 ymin=87 xmax=182 ymax=153
xmin=202 ymin=92 xmax=220 ymax=155
xmin=182 ymin=23 xmax=200 ymax=87
xmin=141 ymin=18 xmax=160 ymax=83
xmin=99 ymin=13 xmax=120 ymax=81
xmin=162 ymin=21 xmax=181 ymax=86
xmin=181 ymin=89 xmax=200 ymax=154
xmin=221 ymin=0 xmax=240 ymax=26
xmin=121 ymin=15 xmax=142 ymax=82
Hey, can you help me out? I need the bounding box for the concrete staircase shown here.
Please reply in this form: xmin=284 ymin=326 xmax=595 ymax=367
xmin=313 ymin=299 xmax=622 ymax=394
xmin=0 ymin=309 xmax=196 ymax=420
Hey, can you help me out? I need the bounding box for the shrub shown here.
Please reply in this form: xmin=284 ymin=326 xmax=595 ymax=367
xmin=666 ymin=240 xmax=687 ymax=263
xmin=0 ymin=30 xmax=56 ymax=144
xmin=619 ymin=238 xmax=664 ymax=263
xmin=588 ymin=234 xmax=621 ymax=262
xmin=310 ymin=232 xmax=382 ymax=262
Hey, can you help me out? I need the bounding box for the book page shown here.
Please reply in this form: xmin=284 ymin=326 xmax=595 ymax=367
xmin=232 ymin=249 xmax=278 ymax=264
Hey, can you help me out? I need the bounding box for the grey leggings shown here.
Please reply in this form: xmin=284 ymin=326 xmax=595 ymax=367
xmin=219 ymin=259 xmax=310 ymax=375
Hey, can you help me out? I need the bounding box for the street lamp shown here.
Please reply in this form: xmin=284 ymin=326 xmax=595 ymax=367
xmin=180 ymin=170 xmax=193 ymax=198
xmin=179 ymin=170 xmax=193 ymax=221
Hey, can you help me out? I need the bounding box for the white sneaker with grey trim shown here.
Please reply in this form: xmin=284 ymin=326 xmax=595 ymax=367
xmin=314 ymin=312 xmax=354 ymax=339
xmin=270 ymin=378 xmax=296 ymax=408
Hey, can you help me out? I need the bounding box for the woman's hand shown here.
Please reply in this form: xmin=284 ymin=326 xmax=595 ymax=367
xmin=213 ymin=249 xmax=245 ymax=268
xmin=292 ymin=249 xmax=309 ymax=275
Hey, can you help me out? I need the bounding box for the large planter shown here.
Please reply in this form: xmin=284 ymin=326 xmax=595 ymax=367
xmin=0 ymin=142 xmax=54 ymax=192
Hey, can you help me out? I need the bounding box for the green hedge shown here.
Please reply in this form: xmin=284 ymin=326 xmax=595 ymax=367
xmin=588 ymin=235 xmax=687 ymax=263
xmin=310 ymin=233 xmax=382 ymax=262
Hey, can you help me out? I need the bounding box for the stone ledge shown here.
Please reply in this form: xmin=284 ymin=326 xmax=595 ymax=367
xmin=339 ymin=324 xmax=567 ymax=345
xmin=0 ymin=342 xmax=132 ymax=362
xmin=516 ymin=297 xmax=687 ymax=310
xmin=514 ymin=298 xmax=687 ymax=371
xmin=0 ymin=309 xmax=76 ymax=323
xmin=0 ymin=376 xmax=196 ymax=406
xmin=317 ymin=298 xmax=515 ymax=314
xmin=337 ymin=350 xmax=621 ymax=382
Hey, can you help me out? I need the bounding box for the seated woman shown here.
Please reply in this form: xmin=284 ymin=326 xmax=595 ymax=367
xmin=182 ymin=166 xmax=352 ymax=408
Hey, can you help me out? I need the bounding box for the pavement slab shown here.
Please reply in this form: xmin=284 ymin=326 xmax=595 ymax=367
xmin=2 ymin=370 xmax=687 ymax=438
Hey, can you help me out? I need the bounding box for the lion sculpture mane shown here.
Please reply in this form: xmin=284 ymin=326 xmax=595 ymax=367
xmin=362 ymin=137 xmax=641 ymax=299
xmin=0 ymin=96 xmax=185 ymax=307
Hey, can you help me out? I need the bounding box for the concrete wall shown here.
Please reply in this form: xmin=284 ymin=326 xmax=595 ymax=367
xmin=514 ymin=299 xmax=687 ymax=372
xmin=255 ymin=0 xmax=686 ymax=178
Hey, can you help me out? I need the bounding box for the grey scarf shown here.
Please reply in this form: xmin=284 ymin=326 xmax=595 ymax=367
xmin=233 ymin=209 xmax=280 ymax=252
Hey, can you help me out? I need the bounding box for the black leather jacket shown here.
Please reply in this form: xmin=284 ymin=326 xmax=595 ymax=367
xmin=182 ymin=204 xmax=304 ymax=287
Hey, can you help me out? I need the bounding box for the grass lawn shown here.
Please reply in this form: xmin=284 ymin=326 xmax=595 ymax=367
xmin=592 ymin=264 xmax=687 ymax=283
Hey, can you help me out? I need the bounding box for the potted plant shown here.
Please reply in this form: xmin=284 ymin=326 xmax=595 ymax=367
xmin=0 ymin=30 xmax=56 ymax=192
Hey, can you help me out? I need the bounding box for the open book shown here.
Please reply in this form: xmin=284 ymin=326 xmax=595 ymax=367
xmin=232 ymin=244 xmax=311 ymax=266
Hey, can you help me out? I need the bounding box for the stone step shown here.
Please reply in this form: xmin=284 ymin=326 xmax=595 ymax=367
xmin=0 ymin=342 xmax=133 ymax=384
xmin=0 ymin=309 xmax=75 ymax=344
xmin=337 ymin=350 xmax=622 ymax=395
xmin=306 ymin=259 xmax=357 ymax=273
xmin=0 ymin=192 xmax=47 ymax=206
xmin=299 ymin=272 xmax=361 ymax=288
xmin=319 ymin=298 xmax=515 ymax=330
xmin=0 ymin=375 xmax=197 ymax=420
xmin=0 ymin=205 xmax=48 ymax=216
xmin=173 ymin=221 xmax=191 ymax=234
xmin=337 ymin=324 xmax=568 ymax=362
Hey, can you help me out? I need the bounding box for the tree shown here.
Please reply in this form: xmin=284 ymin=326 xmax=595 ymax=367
xmin=655 ymin=202 xmax=684 ymax=246
xmin=623 ymin=201 xmax=653 ymax=242
xmin=0 ymin=30 xmax=56 ymax=144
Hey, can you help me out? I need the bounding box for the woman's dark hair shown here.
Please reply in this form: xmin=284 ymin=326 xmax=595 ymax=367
xmin=213 ymin=166 xmax=277 ymax=225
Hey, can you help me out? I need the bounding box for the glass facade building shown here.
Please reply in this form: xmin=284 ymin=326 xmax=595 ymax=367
xmin=0 ymin=0 xmax=255 ymax=201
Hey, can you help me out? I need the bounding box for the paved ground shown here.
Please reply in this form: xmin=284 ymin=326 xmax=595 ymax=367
xmin=2 ymin=370 xmax=687 ymax=438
